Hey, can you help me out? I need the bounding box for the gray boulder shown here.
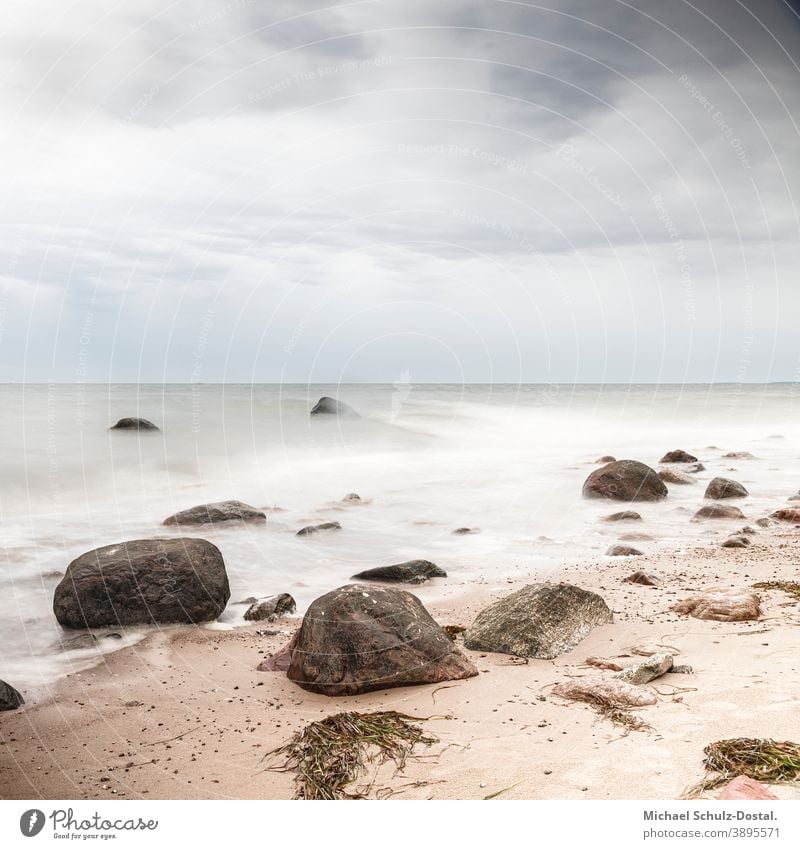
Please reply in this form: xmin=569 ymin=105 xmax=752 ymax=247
xmin=0 ymin=680 xmax=24 ymax=712
xmin=310 ymin=396 xmax=359 ymax=417
xmin=109 ymin=417 xmax=159 ymax=431
xmin=705 ymin=477 xmax=748 ymax=500
xmin=615 ymin=653 xmax=673 ymax=685
xmin=606 ymin=544 xmax=643 ymax=557
xmin=244 ymin=593 xmax=296 ymax=622
xmin=351 ymin=559 xmax=446 ymax=585
xmin=464 ymin=582 xmax=613 ymax=659
xmin=296 ymin=521 xmax=342 ymax=537
xmin=659 ymin=449 xmax=698 ymax=464
xmin=603 ymin=511 xmax=642 ymax=522
xmin=53 ymin=538 xmax=230 ymax=628
xmin=582 ymin=460 xmax=668 ymax=502
xmin=163 ymin=500 xmax=266 ymax=526
xmin=693 ymin=504 xmax=746 ymax=520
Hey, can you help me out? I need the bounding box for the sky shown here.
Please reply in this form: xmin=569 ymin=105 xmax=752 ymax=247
xmin=1 ymin=0 xmax=799 ymax=384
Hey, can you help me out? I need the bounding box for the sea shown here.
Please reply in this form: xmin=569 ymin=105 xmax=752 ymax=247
xmin=1 ymin=382 xmax=798 ymax=691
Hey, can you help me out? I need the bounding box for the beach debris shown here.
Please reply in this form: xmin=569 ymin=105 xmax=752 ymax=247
xmin=623 ymin=570 xmax=661 ymax=587
xmin=244 ymin=593 xmax=297 ymax=622
xmin=603 ymin=510 xmax=642 ymax=522
xmin=606 ymin=544 xmax=643 ymax=557
xmin=552 ymin=678 xmax=655 ymax=731
xmin=658 ymin=467 xmax=695 ymax=485
xmin=452 ymin=527 xmax=480 ymax=535
xmin=483 ymin=780 xmax=524 ymax=800
xmin=753 ymin=580 xmax=800 ymax=601
xmin=770 ymin=508 xmax=800 ymax=524
xmin=721 ymin=535 xmax=751 ymax=549
xmin=310 ymin=396 xmax=359 ymax=417
xmin=585 ymin=656 xmax=624 ymax=671
xmin=286 ymin=584 xmax=477 ymax=696
xmin=352 ymin=560 xmax=446 ymax=585
xmin=0 ymin=679 xmax=24 ymax=712
xmin=660 ymin=449 xmax=698 ymax=464
xmin=723 ymin=451 xmax=756 ymax=459
xmin=717 ymin=776 xmax=779 ymax=800
xmin=595 ymin=455 xmax=616 ymax=464
xmin=672 ymin=587 xmax=761 ymax=622
xmin=109 ymin=417 xmax=159 ymax=432
xmin=693 ymin=504 xmax=746 ymax=521
xmin=53 ymin=537 xmax=230 ymax=627
xmin=296 ymin=521 xmax=342 ymax=537
xmin=341 ymin=493 xmax=362 ymax=503
xmin=442 ymin=625 xmax=466 ymax=641
xmin=705 ymin=477 xmax=749 ymax=500
xmin=614 ymin=652 xmax=673 ymax=685
xmin=464 ymin=582 xmax=612 ymax=659
xmin=163 ymin=500 xmax=266 ymax=526
xmin=582 ymin=460 xmax=668 ymax=503
xmin=264 ymin=710 xmax=438 ymax=800
xmin=685 ymin=738 xmax=800 ymax=798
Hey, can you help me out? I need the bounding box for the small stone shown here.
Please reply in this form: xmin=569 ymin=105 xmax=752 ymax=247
xmin=614 ymin=652 xmax=673 ymax=685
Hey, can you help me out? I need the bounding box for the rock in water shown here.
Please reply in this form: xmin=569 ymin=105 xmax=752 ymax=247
xmin=341 ymin=493 xmax=362 ymax=503
xmin=693 ymin=504 xmax=746 ymax=520
xmin=724 ymin=451 xmax=755 ymax=459
xmin=672 ymin=587 xmax=761 ymax=622
xmin=718 ymin=776 xmax=779 ymax=800
xmin=244 ymin=593 xmax=297 ymax=622
xmin=606 ymin=544 xmax=643 ymax=557
xmin=0 ymin=679 xmax=24 ymax=711
xmin=552 ymin=677 xmax=657 ymax=707
xmin=659 ymin=449 xmax=698 ymax=464
xmin=286 ymin=584 xmax=477 ymax=695
xmin=582 ymin=460 xmax=668 ymax=503
xmin=464 ymin=583 xmax=613 ymax=659
xmin=351 ymin=559 xmax=446 ymax=584
xmin=295 ymin=521 xmax=342 ymax=536
xmin=721 ymin=536 xmax=751 ymax=549
xmin=53 ymin=538 xmax=230 ymax=628
xmin=658 ymin=467 xmax=695 ymax=485
xmin=310 ymin=396 xmax=359 ymax=417
xmin=685 ymin=463 xmax=706 ymax=474
xmin=595 ymin=455 xmax=616 ymax=464
xmin=771 ymin=508 xmax=800 ymax=523
xmin=614 ymin=652 xmax=673 ymax=684
xmin=603 ymin=511 xmax=642 ymax=522
xmin=705 ymin=477 xmax=749 ymax=500
xmin=163 ymin=500 xmax=266 ymax=526
xmin=109 ymin=417 xmax=159 ymax=431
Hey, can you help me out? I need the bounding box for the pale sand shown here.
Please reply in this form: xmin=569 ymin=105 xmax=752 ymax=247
xmin=2 ymin=525 xmax=800 ymax=801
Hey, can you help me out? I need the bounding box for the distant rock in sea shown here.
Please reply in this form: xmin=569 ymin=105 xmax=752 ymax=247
xmin=606 ymin=544 xmax=643 ymax=557
xmin=109 ymin=417 xmax=159 ymax=431
xmin=341 ymin=493 xmax=362 ymax=503
xmin=723 ymin=450 xmax=755 ymax=460
xmin=693 ymin=504 xmax=746 ymax=521
xmin=0 ymin=679 xmax=24 ymax=712
xmin=296 ymin=521 xmax=342 ymax=536
xmin=658 ymin=467 xmax=695 ymax=485
xmin=595 ymin=455 xmax=616 ymax=464
xmin=310 ymin=396 xmax=359 ymax=417
xmin=351 ymin=559 xmax=446 ymax=585
xmin=603 ymin=511 xmax=642 ymax=522
xmin=659 ymin=449 xmax=698 ymax=464
xmin=163 ymin=500 xmax=266 ymax=526
xmin=582 ymin=460 xmax=668 ymax=502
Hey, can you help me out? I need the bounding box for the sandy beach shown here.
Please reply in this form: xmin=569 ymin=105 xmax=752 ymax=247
xmin=3 ymin=520 xmax=799 ymax=801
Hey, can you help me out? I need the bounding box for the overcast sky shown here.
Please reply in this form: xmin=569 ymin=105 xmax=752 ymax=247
xmin=1 ymin=0 xmax=799 ymax=383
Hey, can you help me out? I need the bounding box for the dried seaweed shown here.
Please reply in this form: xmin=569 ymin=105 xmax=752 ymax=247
xmin=753 ymin=580 xmax=800 ymax=601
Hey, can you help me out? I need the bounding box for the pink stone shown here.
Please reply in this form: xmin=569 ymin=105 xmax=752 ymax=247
xmin=718 ymin=776 xmax=778 ymax=800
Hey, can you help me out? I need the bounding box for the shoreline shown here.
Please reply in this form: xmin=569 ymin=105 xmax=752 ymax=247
xmin=3 ymin=522 xmax=799 ymax=801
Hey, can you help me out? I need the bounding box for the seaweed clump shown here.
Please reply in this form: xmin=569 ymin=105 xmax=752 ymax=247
xmin=753 ymin=580 xmax=800 ymax=601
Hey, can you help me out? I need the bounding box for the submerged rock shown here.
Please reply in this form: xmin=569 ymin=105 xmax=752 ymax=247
xmin=603 ymin=511 xmax=642 ymax=522
xmin=310 ymin=396 xmax=359 ymax=417
xmin=53 ymin=538 xmax=230 ymax=628
xmin=285 ymin=584 xmax=477 ymax=696
xmin=351 ymin=559 xmax=446 ymax=585
xmin=614 ymin=652 xmax=673 ymax=685
xmin=464 ymin=582 xmax=612 ymax=659
xmin=109 ymin=417 xmax=159 ymax=432
xmin=672 ymin=587 xmax=761 ymax=622
xmin=163 ymin=500 xmax=266 ymax=526
xmin=553 ymin=677 xmax=657 ymax=707
xmin=341 ymin=493 xmax=362 ymax=503
xmin=244 ymin=594 xmax=297 ymax=622
xmin=606 ymin=544 xmax=643 ymax=557
xmin=0 ymin=679 xmax=24 ymax=712
xmin=659 ymin=449 xmax=698 ymax=464
xmin=658 ymin=467 xmax=695 ymax=485
xmin=693 ymin=504 xmax=746 ymax=521
xmin=685 ymin=463 xmax=706 ymax=474
xmin=595 ymin=455 xmax=617 ymax=464
xmin=705 ymin=477 xmax=748 ymax=500
xmin=582 ymin=460 xmax=668 ymax=503
xmin=723 ymin=451 xmax=755 ymax=459
xmin=296 ymin=521 xmax=342 ymax=536
xmin=452 ymin=527 xmax=480 ymax=535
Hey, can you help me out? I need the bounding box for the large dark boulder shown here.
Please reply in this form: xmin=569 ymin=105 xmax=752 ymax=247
xmin=53 ymin=538 xmax=230 ymax=628
xmin=705 ymin=477 xmax=748 ymax=500
xmin=351 ymin=559 xmax=446 ymax=585
xmin=310 ymin=396 xmax=359 ymax=417
xmin=109 ymin=417 xmax=159 ymax=431
xmin=660 ymin=449 xmax=698 ymax=464
xmin=582 ymin=460 xmax=668 ymax=502
xmin=163 ymin=500 xmax=266 ymax=526
xmin=0 ymin=680 xmax=24 ymax=712
xmin=464 ymin=583 xmax=613 ymax=659
xmin=286 ymin=584 xmax=477 ymax=695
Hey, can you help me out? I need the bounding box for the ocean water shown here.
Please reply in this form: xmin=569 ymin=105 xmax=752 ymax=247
xmin=1 ymin=382 xmax=798 ymax=691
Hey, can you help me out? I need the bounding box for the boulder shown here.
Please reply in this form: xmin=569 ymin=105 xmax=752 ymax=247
xmin=721 ymin=536 xmax=751 ymax=549
xmin=705 ymin=477 xmax=748 ymax=500
xmin=582 ymin=460 xmax=667 ymax=502
xmin=244 ymin=593 xmax=297 ymax=622
xmin=614 ymin=652 xmax=673 ymax=685
xmin=0 ymin=679 xmax=24 ymax=712
xmin=595 ymin=455 xmax=616 ymax=464
xmin=163 ymin=500 xmax=266 ymax=526
xmin=672 ymin=587 xmax=761 ymax=622
xmin=464 ymin=583 xmax=612 ymax=659
xmin=109 ymin=417 xmax=159 ymax=431
xmin=552 ymin=677 xmax=657 ymax=707
xmin=723 ymin=451 xmax=755 ymax=459
xmin=658 ymin=467 xmax=695 ymax=485
xmin=310 ymin=396 xmax=359 ymax=417
xmin=53 ymin=538 xmax=230 ymax=628
xmin=771 ymin=508 xmax=800 ymax=523
xmin=285 ymin=584 xmax=477 ymax=695
xmin=718 ymin=776 xmax=779 ymax=801
xmin=693 ymin=504 xmax=746 ymax=521
xmin=351 ymin=559 xmax=446 ymax=585
xmin=606 ymin=544 xmax=643 ymax=557
xmin=660 ymin=449 xmax=698 ymax=464
xmin=296 ymin=521 xmax=342 ymax=536
xmin=623 ymin=571 xmax=661 ymax=586
xmin=603 ymin=511 xmax=642 ymax=522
